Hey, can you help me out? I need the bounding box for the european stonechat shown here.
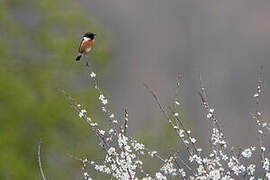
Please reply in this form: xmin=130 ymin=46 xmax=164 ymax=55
xmin=76 ymin=32 xmax=96 ymax=61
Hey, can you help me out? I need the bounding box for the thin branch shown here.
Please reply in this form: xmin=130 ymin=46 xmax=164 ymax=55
xmin=252 ymin=66 xmax=265 ymax=163
xmin=144 ymin=82 xmax=210 ymax=176
xmin=123 ymin=109 xmax=128 ymax=136
xmin=143 ymin=83 xmax=193 ymax=155
xmin=38 ymin=139 xmax=46 ymax=180
xmin=198 ymin=74 xmax=233 ymax=150
xmin=60 ymin=89 xmax=110 ymax=151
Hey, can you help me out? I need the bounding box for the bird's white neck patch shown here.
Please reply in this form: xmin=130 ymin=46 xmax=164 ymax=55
xmin=83 ymin=37 xmax=90 ymax=41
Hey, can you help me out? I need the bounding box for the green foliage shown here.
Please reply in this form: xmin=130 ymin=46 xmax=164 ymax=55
xmin=0 ymin=0 xmax=111 ymax=179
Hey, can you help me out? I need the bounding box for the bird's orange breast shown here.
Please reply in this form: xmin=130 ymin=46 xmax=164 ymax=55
xmin=80 ymin=40 xmax=95 ymax=53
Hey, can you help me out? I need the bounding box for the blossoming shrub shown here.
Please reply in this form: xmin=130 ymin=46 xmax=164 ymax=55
xmin=63 ymin=69 xmax=270 ymax=180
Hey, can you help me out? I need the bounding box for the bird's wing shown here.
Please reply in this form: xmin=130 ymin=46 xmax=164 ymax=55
xmin=78 ymin=38 xmax=84 ymax=53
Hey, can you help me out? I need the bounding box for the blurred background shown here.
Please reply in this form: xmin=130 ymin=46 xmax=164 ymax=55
xmin=1 ymin=0 xmax=270 ymax=179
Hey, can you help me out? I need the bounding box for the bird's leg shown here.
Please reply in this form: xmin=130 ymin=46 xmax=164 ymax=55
xmin=83 ymin=54 xmax=90 ymax=67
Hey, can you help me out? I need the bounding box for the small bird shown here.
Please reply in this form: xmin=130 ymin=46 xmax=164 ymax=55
xmin=76 ymin=32 xmax=96 ymax=61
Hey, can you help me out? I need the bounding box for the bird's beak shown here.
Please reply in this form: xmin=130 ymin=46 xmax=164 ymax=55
xmin=94 ymin=33 xmax=97 ymax=37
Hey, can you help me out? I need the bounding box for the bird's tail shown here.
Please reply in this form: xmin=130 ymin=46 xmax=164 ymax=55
xmin=76 ymin=54 xmax=82 ymax=61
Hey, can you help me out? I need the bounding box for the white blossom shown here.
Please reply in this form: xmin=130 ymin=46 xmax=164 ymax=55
xmin=133 ymin=142 xmax=144 ymax=151
xmin=263 ymin=158 xmax=270 ymax=171
xmin=207 ymin=113 xmax=213 ymax=119
xmin=109 ymin=113 xmax=115 ymax=119
xmin=160 ymin=159 xmax=177 ymax=176
xmin=179 ymin=168 xmax=186 ymax=177
xmin=190 ymin=137 xmax=197 ymax=143
xmin=99 ymin=94 xmax=108 ymax=105
xmin=209 ymin=169 xmax=221 ymax=180
xmin=150 ymin=151 xmax=157 ymax=157
xmin=90 ymin=72 xmax=96 ymax=78
xmin=108 ymin=129 xmax=114 ymax=134
xmin=251 ymin=146 xmax=256 ymax=151
xmin=241 ymin=148 xmax=252 ymax=158
xmin=98 ymin=129 xmax=105 ymax=136
xmin=253 ymin=93 xmax=259 ymax=98
xmin=101 ymin=99 xmax=108 ymax=105
xmin=155 ymin=172 xmax=167 ymax=180
xmin=247 ymin=164 xmax=256 ymax=175
xmin=178 ymin=129 xmax=185 ymax=138
xmin=90 ymin=122 xmax=98 ymax=127
xmin=189 ymin=154 xmax=202 ymax=164
xmin=266 ymin=172 xmax=270 ymax=179
xmin=79 ymin=109 xmax=87 ymax=118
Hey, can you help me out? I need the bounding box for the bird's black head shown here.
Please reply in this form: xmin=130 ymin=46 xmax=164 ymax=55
xmin=83 ymin=32 xmax=96 ymax=40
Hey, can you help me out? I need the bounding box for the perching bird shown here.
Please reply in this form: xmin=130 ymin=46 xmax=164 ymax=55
xmin=76 ymin=32 xmax=96 ymax=61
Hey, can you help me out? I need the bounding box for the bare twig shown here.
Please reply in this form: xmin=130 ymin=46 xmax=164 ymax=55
xmin=38 ymin=139 xmax=46 ymax=180
xmin=67 ymin=154 xmax=92 ymax=180
xmin=123 ymin=109 xmax=128 ymax=136
xmin=198 ymin=74 xmax=241 ymax=176
xmin=60 ymin=90 xmax=110 ymax=151
xmin=251 ymin=66 xmax=265 ymax=163
xmin=86 ymin=65 xmax=120 ymax=132
xmin=144 ymin=82 xmax=210 ymax=177
xmin=198 ymin=74 xmax=233 ymax=150
xmin=143 ymin=83 xmax=193 ymax=155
